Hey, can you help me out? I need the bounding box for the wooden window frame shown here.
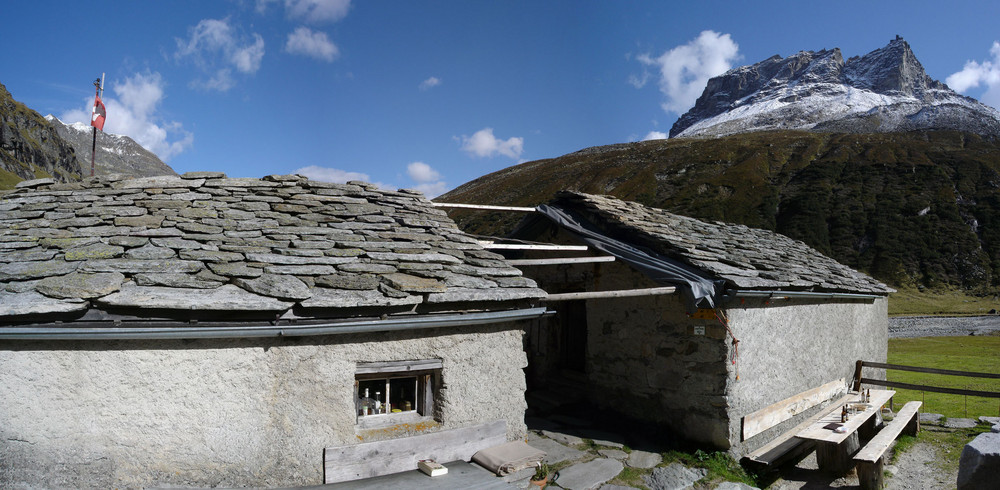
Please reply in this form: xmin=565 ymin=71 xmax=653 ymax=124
xmin=355 ymin=359 xmax=442 ymax=428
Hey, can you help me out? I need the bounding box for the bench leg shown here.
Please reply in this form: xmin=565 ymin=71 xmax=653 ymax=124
xmin=857 ymin=457 xmax=884 ymax=490
xmin=903 ymin=411 xmax=920 ymax=436
xmin=815 ymin=432 xmax=860 ymax=474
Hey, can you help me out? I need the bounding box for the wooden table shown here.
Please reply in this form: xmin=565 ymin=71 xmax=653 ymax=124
xmin=795 ymin=389 xmax=895 ymax=473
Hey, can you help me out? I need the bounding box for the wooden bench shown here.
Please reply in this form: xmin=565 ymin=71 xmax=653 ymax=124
xmin=744 ymin=393 xmax=854 ymax=468
xmin=853 ymin=401 xmax=922 ymax=490
xmin=741 ymin=379 xmax=848 ymax=468
xmin=323 ymin=419 xmax=507 ymax=484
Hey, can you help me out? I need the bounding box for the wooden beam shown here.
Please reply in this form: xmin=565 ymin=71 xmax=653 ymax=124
xmin=861 ymin=361 xmax=1000 ymax=379
xmin=543 ymin=287 xmax=677 ymax=302
xmin=323 ymin=419 xmax=507 ymax=484
xmin=432 ymin=202 xmax=537 ymax=212
xmin=507 ymin=256 xmax=616 ymax=266
xmin=478 ymin=242 xmax=589 ymax=251
xmin=742 ymin=379 xmax=846 ymax=441
xmin=859 ymin=377 xmax=1000 ymax=398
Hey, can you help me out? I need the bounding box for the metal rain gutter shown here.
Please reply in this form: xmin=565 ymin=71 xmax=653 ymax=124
xmin=0 ymin=307 xmax=550 ymax=340
xmin=727 ymin=290 xmax=883 ymax=301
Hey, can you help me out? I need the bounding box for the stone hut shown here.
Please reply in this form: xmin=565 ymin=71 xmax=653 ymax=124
xmin=0 ymin=173 xmax=546 ymax=488
xmin=508 ymin=191 xmax=892 ymax=455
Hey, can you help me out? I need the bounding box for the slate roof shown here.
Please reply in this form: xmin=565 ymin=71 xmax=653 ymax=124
xmin=545 ymin=191 xmax=892 ymax=294
xmin=0 ymin=173 xmax=545 ymax=323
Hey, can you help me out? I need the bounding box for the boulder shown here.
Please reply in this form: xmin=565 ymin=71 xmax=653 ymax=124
xmin=958 ymin=432 xmax=1000 ymax=489
xmin=644 ymin=463 xmax=707 ymax=490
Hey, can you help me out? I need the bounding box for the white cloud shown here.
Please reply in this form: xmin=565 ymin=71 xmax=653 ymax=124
xmin=405 ymin=162 xmax=446 ymax=198
xmin=285 ymin=26 xmax=339 ymax=62
xmin=947 ymin=41 xmax=1000 ymax=109
xmin=642 ymin=131 xmax=668 ymax=141
xmin=59 ymin=72 xmax=193 ymax=161
xmin=419 ymin=77 xmax=441 ymax=90
xmin=293 ymin=165 xmax=370 ymax=183
xmin=285 ymin=0 xmax=351 ymax=24
xmin=636 ymin=30 xmax=740 ymax=114
xmin=175 ymin=18 xmax=265 ymax=91
xmin=459 ymin=128 xmax=524 ymax=159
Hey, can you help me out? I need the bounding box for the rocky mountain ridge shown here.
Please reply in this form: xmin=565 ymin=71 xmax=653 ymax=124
xmin=45 ymin=115 xmax=176 ymax=178
xmin=670 ymin=36 xmax=1000 ymax=138
xmin=0 ymin=83 xmax=82 ymax=186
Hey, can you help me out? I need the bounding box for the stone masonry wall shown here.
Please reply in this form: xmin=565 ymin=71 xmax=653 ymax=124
xmin=0 ymin=323 xmax=528 ymax=488
xmin=557 ymin=258 xmax=728 ymax=448
xmin=724 ymin=296 xmax=889 ymax=457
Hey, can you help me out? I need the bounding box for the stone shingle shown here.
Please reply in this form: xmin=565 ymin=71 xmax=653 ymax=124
xmin=0 ymin=175 xmax=543 ymax=321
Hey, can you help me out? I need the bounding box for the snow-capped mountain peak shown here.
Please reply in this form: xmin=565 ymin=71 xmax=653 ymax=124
xmin=670 ymin=36 xmax=1000 ymax=138
xmin=44 ymin=115 xmax=177 ymax=177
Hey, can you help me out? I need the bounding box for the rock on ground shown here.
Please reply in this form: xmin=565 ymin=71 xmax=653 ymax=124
xmin=626 ymin=450 xmax=662 ymax=469
xmin=555 ymin=458 xmax=623 ymax=490
xmin=958 ymin=432 xmax=1000 ymax=489
xmin=644 ymin=462 xmax=707 ymax=490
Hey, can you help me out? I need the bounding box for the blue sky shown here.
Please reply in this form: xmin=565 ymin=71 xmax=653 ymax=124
xmin=4 ymin=1 xmax=1000 ymax=197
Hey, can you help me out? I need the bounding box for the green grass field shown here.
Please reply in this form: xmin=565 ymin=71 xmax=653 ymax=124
xmin=886 ymin=335 xmax=1000 ymax=418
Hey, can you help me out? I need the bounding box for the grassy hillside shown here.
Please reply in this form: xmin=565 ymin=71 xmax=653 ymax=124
xmin=439 ymin=130 xmax=1000 ymax=293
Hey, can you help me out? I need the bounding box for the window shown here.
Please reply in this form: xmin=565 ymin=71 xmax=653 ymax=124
xmin=355 ymin=359 xmax=441 ymax=426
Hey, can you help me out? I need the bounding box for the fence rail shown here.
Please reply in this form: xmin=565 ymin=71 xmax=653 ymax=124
xmin=853 ymin=360 xmax=1000 ymax=399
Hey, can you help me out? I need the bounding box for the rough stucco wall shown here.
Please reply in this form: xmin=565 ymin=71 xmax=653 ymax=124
xmin=581 ymin=261 xmax=731 ymax=448
xmin=0 ymin=323 xmax=528 ymax=489
xmin=724 ymin=296 xmax=889 ymax=457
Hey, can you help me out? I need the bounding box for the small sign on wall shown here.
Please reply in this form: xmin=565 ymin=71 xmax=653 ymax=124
xmin=693 ymin=325 xmax=706 ymax=336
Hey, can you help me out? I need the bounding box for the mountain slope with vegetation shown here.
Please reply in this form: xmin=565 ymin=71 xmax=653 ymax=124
xmin=438 ymin=130 xmax=1000 ymax=291
xmin=0 ymin=82 xmax=82 ymax=187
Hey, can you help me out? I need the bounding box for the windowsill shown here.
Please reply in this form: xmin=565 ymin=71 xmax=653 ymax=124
xmin=356 ymin=410 xmax=432 ymax=430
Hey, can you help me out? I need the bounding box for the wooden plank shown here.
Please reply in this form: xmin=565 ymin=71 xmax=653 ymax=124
xmin=323 ymin=419 xmax=507 ymax=484
xmin=745 ymin=393 xmax=854 ymax=465
xmin=742 ymin=379 xmax=846 ymax=441
xmin=861 ymin=361 xmax=1000 ymax=379
xmin=854 ymin=401 xmax=922 ymax=463
xmin=507 ymin=256 xmax=616 ymax=266
xmin=355 ymin=359 xmax=443 ymax=374
xmin=432 ymin=202 xmax=537 ymax=212
xmin=543 ymin=287 xmax=677 ymax=302
xmin=860 ymin=377 xmax=1000 ymax=398
xmin=796 ymin=389 xmax=895 ymax=444
xmin=478 ymin=242 xmax=589 ymax=251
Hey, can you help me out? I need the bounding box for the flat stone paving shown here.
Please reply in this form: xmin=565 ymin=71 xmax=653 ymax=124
xmin=554 ymin=458 xmax=624 ymax=490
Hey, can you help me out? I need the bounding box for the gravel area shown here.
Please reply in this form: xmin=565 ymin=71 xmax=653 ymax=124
xmin=889 ymin=315 xmax=1000 ymax=338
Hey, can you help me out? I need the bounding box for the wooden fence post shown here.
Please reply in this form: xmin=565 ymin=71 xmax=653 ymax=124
xmin=853 ymin=360 xmax=864 ymax=392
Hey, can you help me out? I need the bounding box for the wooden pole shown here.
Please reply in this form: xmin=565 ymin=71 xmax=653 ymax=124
xmin=90 ymin=73 xmax=104 ymax=177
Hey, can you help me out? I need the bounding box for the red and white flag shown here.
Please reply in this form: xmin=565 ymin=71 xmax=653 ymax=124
xmin=91 ymin=94 xmax=106 ymax=131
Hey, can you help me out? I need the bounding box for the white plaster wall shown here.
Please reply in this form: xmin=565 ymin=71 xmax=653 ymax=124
xmin=724 ymin=296 xmax=889 ymax=456
xmin=0 ymin=323 xmax=528 ymax=489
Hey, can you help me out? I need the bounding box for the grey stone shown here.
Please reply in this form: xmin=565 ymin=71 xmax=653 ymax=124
xmin=264 ymin=265 xmax=339 ymax=276
xmin=599 ymin=449 xmax=629 ymax=460
xmin=207 ymin=262 xmax=264 ymax=278
xmin=35 ymin=272 xmax=125 ymax=299
xmin=314 ymin=273 xmax=379 ymax=290
xmin=980 ymin=416 xmax=1000 ymax=426
xmin=958 ymin=432 xmax=1000 ymax=489
xmin=300 ymin=288 xmax=422 ymax=308
xmin=96 ymin=283 xmax=293 ymax=311
xmin=920 ymin=413 xmax=944 ymax=424
xmin=338 ymin=263 xmax=397 ymax=274
xmin=425 ymin=287 xmax=547 ymax=303
xmin=115 ymin=176 xmax=203 ymax=189
xmin=626 ymin=450 xmax=662 ymax=469
xmin=382 ymin=272 xmax=447 ymax=293
xmin=63 ymin=243 xmax=124 ymax=261
xmin=107 ymin=236 xmax=149 ymax=247
xmin=124 ymin=244 xmax=177 ymax=260
xmin=113 ymin=215 xmax=164 ymax=228
xmin=38 ymin=237 xmax=101 ymax=249
xmin=150 ymin=237 xmax=210 ymax=250
xmin=0 ymin=249 xmax=57 ymax=262
xmin=601 ymin=486 xmax=640 ymax=490
xmin=945 ymin=418 xmax=978 ymax=429
xmin=0 ymin=259 xmax=79 ymax=281
xmin=0 ymin=290 xmax=88 ymax=316
xmin=176 ymin=222 xmax=223 ymax=234
xmin=15 ymin=178 xmax=56 ymax=188
xmin=244 ymin=253 xmax=358 ymax=265
xmin=644 ymin=463 xmax=707 ymax=490
xmin=181 ymin=171 xmax=225 ymax=179
xmin=541 ymin=430 xmax=584 ymax=447
xmin=993 ymin=424 xmax=1000 ymax=433
xmin=713 ymin=483 xmax=760 ymax=490
xmin=366 ymin=251 xmax=462 ymax=264
xmin=556 ymin=458 xmax=623 ymax=490
xmin=528 ymin=439 xmax=587 ymax=464
xmin=179 ymin=249 xmax=245 ymax=262
xmin=580 ymin=430 xmax=625 ymax=449
xmin=81 ymin=258 xmax=202 ymax=274
xmin=134 ymin=273 xmax=225 ymax=289
xmin=234 ymin=274 xmax=312 ymax=300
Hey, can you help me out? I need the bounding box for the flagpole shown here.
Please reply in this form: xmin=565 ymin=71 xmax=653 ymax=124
xmin=90 ymin=73 xmax=104 ymax=177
